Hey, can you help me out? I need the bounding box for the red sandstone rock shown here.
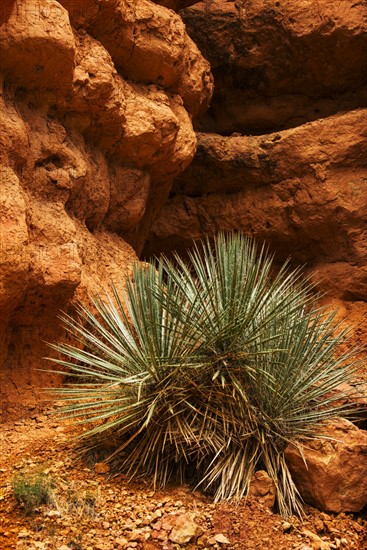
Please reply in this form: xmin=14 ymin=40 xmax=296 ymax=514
xmin=146 ymin=109 xmax=367 ymax=301
xmin=162 ymin=513 xmax=203 ymax=544
xmin=59 ymin=0 xmax=213 ymax=116
xmin=249 ymin=470 xmax=276 ymax=509
xmin=285 ymin=418 xmax=367 ymax=513
xmin=0 ymin=167 xmax=30 ymax=317
xmin=0 ymin=0 xmax=75 ymax=94
xmin=182 ymin=0 xmax=367 ymax=133
xmin=0 ymin=0 xmax=366 ymax=425
xmin=0 ymin=0 xmax=212 ymax=420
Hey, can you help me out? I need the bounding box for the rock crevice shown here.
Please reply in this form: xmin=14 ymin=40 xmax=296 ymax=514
xmin=181 ymin=0 xmax=367 ymax=134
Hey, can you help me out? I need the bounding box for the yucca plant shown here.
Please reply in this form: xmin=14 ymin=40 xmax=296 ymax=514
xmin=48 ymin=233 xmax=360 ymax=517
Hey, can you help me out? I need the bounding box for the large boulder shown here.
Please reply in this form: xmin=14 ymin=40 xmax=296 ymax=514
xmin=285 ymin=418 xmax=367 ymax=513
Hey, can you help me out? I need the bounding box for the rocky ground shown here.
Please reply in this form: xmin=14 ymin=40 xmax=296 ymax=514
xmin=0 ymin=407 xmax=366 ymax=550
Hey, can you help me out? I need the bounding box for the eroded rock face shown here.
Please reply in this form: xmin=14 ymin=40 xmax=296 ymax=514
xmin=182 ymin=0 xmax=367 ymax=134
xmin=285 ymin=418 xmax=367 ymax=513
xmin=0 ymin=0 xmax=213 ymax=420
xmin=145 ymin=109 xmax=367 ymax=301
xmin=146 ymin=0 xmax=367 ymax=303
xmin=1 ymin=0 xmax=366 ymax=424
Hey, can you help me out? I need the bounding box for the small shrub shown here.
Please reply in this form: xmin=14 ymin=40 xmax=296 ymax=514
xmin=64 ymin=486 xmax=97 ymax=518
xmin=48 ymin=233 xmax=360 ymax=517
xmin=12 ymin=472 xmax=53 ymax=515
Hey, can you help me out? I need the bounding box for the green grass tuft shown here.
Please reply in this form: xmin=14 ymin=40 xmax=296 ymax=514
xmin=12 ymin=471 xmax=54 ymax=515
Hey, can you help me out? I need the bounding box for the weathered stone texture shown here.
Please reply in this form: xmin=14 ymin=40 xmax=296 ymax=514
xmin=146 ymin=0 xmax=367 ymax=306
xmin=0 ymin=0 xmax=213 ymax=419
xmin=145 ymin=109 xmax=367 ymax=301
xmin=182 ymin=0 xmax=367 ymax=133
xmin=285 ymin=418 xmax=367 ymax=513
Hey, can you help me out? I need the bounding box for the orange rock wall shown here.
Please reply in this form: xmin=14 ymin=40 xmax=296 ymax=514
xmin=1 ymin=0 xmax=366 ymax=419
xmin=0 ymin=0 xmax=213 ymax=419
xmin=183 ymin=0 xmax=367 ymax=134
xmin=146 ymin=0 xmax=367 ymax=303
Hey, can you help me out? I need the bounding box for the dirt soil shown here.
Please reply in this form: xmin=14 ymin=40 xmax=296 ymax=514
xmin=0 ymin=407 xmax=366 ymax=550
